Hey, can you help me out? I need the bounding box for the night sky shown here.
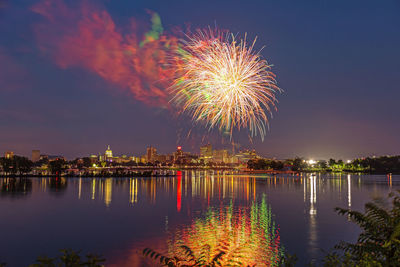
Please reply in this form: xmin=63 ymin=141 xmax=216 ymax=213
xmin=0 ymin=0 xmax=399 ymax=160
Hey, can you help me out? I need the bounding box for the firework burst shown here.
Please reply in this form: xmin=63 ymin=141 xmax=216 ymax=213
xmin=170 ymin=29 xmax=281 ymax=140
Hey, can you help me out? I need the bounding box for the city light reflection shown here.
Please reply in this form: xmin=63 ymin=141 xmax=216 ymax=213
xmin=129 ymin=178 xmax=138 ymax=204
xmin=166 ymin=195 xmax=283 ymax=266
xmin=104 ymin=178 xmax=112 ymax=207
xmin=78 ymin=177 xmax=82 ymax=199
xmin=177 ymin=171 xmax=182 ymax=212
xmin=306 ymin=174 xmax=318 ymax=265
xmin=347 ymin=174 xmax=352 ymax=209
xmin=92 ymin=179 xmax=96 ymax=200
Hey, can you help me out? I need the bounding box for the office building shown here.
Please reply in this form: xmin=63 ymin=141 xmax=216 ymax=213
xmin=32 ymin=150 xmax=40 ymax=162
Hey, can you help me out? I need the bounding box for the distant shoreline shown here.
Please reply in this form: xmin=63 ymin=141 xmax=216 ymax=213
xmin=242 ymin=170 xmax=399 ymax=175
xmin=0 ymin=170 xmax=398 ymax=178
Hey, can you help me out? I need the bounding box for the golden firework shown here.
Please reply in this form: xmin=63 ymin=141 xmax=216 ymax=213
xmin=171 ymin=29 xmax=281 ymax=140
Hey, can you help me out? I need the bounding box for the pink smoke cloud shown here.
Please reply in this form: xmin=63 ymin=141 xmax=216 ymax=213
xmin=31 ymin=0 xmax=179 ymax=106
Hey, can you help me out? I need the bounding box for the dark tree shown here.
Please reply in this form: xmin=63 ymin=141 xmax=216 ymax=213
xmin=0 ymin=157 xmax=15 ymax=174
xmin=329 ymin=158 xmax=336 ymax=167
xmin=34 ymin=157 xmax=49 ymax=167
xmin=292 ymin=157 xmax=306 ymax=171
xmin=318 ymin=160 xmax=328 ymax=169
xmin=0 ymin=156 xmax=33 ymax=175
xmin=14 ymin=156 xmax=33 ymax=174
xmin=48 ymin=159 xmax=67 ymax=175
xmin=82 ymin=157 xmax=92 ymax=168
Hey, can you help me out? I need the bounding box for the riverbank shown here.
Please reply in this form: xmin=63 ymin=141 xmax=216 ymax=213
xmin=1 ymin=169 xmax=398 ymax=178
xmin=242 ymin=169 xmax=398 ymax=175
xmin=0 ymin=171 xmax=176 ymax=178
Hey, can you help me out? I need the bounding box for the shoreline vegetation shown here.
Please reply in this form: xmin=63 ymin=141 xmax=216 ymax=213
xmin=0 ymin=172 xmax=396 ymax=178
xmin=0 ymin=155 xmax=399 ymax=178
xmin=3 ymin=191 xmax=399 ymax=266
xmin=247 ymin=155 xmax=400 ymax=175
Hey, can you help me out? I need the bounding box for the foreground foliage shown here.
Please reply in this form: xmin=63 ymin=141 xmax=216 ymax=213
xmin=142 ymin=246 xmax=297 ymax=267
xmin=323 ymin=190 xmax=400 ymax=266
xmin=29 ymin=249 xmax=105 ymax=267
xmin=143 ymin=246 xmax=226 ymax=267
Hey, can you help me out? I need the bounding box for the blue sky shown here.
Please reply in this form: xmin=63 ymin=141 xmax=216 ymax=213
xmin=0 ymin=0 xmax=399 ymax=159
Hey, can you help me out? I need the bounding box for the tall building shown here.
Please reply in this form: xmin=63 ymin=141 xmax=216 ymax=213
xmin=200 ymin=144 xmax=213 ymax=163
xmin=105 ymin=145 xmax=113 ymax=159
xmin=146 ymin=146 xmax=157 ymax=163
xmin=235 ymin=149 xmax=259 ymax=164
xmin=174 ymin=146 xmax=183 ymax=161
xmin=200 ymin=144 xmax=213 ymax=157
xmin=32 ymin=150 xmax=40 ymax=162
xmin=4 ymin=151 xmax=14 ymax=159
xmin=213 ymin=149 xmax=229 ymax=163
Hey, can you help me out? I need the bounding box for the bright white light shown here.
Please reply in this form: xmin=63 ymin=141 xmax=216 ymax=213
xmin=347 ymin=160 xmax=351 ymax=163
xmin=308 ymin=159 xmax=316 ymax=165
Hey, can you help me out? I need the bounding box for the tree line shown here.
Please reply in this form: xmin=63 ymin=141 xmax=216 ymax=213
xmin=0 ymin=156 xmax=67 ymax=175
xmin=247 ymin=155 xmax=400 ymax=174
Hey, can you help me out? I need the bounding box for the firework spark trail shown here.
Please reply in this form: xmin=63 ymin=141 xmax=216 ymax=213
xmin=31 ymin=0 xmax=281 ymax=138
xmin=171 ymin=29 xmax=281 ymax=140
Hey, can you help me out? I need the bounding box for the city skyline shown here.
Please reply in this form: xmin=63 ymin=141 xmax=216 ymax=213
xmin=1 ymin=0 xmax=399 ymax=160
xmin=3 ymin=144 xmax=256 ymax=161
xmin=2 ymin=143 xmax=395 ymax=162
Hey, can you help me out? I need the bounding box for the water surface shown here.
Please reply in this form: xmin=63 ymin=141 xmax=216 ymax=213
xmin=0 ymin=172 xmax=398 ymax=266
